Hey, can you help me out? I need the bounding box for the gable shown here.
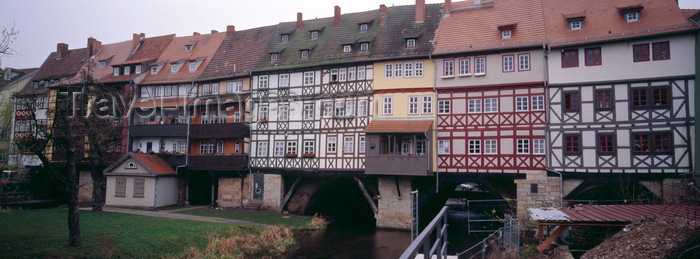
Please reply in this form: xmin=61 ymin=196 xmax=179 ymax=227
xmin=104 ymin=158 xmax=154 ymax=176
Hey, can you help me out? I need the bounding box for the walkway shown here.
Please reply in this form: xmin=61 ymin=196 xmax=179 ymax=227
xmin=81 ymin=206 xmax=271 ymax=228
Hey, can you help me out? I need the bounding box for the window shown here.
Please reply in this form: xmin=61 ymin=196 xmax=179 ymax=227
xmin=310 ymin=31 xmax=319 ymax=39
xmin=234 ymin=140 xmax=240 ymax=153
xmin=438 ymin=100 xmax=450 ymax=114
xmin=0 ymin=129 xmax=8 ymax=140
xmin=406 ymin=39 xmax=416 ymax=47
xmin=171 ymin=63 xmax=182 ymax=74
xmin=201 ymin=112 xmax=209 ymax=124
xmin=344 ymin=136 xmax=354 ymax=153
xmin=408 ymin=96 xmax=419 ymax=115
xmin=233 ymin=111 xmax=241 ymax=122
xmin=360 ymin=23 xmax=368 ymax=32
xmin=484 ymin=139 xmax=497 ymax=154
xmin=217 ymin=141 xmax=224 ymax=154
xmin=227 ymin=81 xmax=242 ymax=93
xmin=437 ymin=140 xmax=450 ymax=154
xmin=382 ymin=96 xmax=392 ymax=115
xmin=358 ymin=66 xmax=366 ymax=80
xmin=562 ymin=49 xmax=578 ymax=68
xmin=652 ymin=41 xmax=670 ymax=61
xmin=399 ymin=137 xmax=412 ymax=155
xmin=258 ymin=75 xmax=268 ymax=88
xmin=633 ymin=44 xmax=650 ymax=62
xmin=135 ymin=65 xmax=142 ymax=74
xmin=459 ymin=59 xmax=470 ymax=75
xmin=414 ymin=62 xmax=424 ymax=77
xmin=422 ymin=95 xmax=433 ymax=114
xmin=469 ymin=140 xmax=481 ymax=154
xmin=303 ymin=72 xmax=314 ymax=85
xmin=597 ymin=134 xmax=615 ymax=154
xmin=304 ymin=104 xmax=314 ymax=120
xmin=404 ymin=62 xmax=413 ymax=77
xmin=501 ymin=29 xmax=511 ymax=39
xmin=304 ymin=141 xmax=315 ymax=154
xmin=202 ymin=84 xmax=210 ymax=95
xmin=99 ymin=61 xmax=106 ymax=68
xmin=115 ymin=178 xmax=126 ymax=197
xmin=331 ymin=69 xmax=338 ymax=82
xmin=516 ymin=96 xmax=529 ymax=111
xmin=258 ymin=106 xmax=268 ymax=121
xmin=301 ymin=50 xmax=309 ymax=58
xmin=278 ymin=105 xmax=289 ymax=121
xmin=631 ymin=89 xmax=648 ymax=108
xmin=274 ymin=141 xmax=285 ymax=157
xmin=185 ymin=44 xmax=193 ymax=52
xmin=124 ymin=66 xmax=131 ymax=75
xmin=257 ymin=142 xmax=268 ymax=157
xmin=200 ymin=140 xmax=215 ymax=154
xmin=113 ymin=67 xmax=120 ymax=76
xmin=359 ymin=136 xmax=366 ymax=153
xmin=443 ymin=60 xmax=454 ymax=77
xmin=468 ymin=99 xmax=482 ymax=113
xmin=335 ymin=101 xmax=345 ymax=117
xmin=211 ymin=83 xmax=219 ymax=94
xmin=652 ymin=87 xmax=669 ymax=107
xmin=533 ymin=139 xmax=545 ymax=155
xmin=323 ymin=102 xmax=333 ymax=117
xmin=532 ymin=95 xmax=544 ymax=111
xmin=564 ymin=135 xmax=581 ymax=155
xmin=281 ymin=34 xmax=289 ymax=42
xmin=151 ymin=66 xmax=159 ymax=75
xmin=569 ymin=20 xmax=582 ymax=31
xmin=339 ymin=68 xmax=347 ymax=82
xmin=484 ymin=98 xmax=498 ymax=112
xmin=475 ymin=57 xmax=486 ymax=75
xmin=563 ymin=91 xmax=580 ymax=111
xmin=517 ymin=139 xmax=530 ymax=154
xmin=279 ymin=74 xmax=289 ymax=87
xmin=518 ymin=54 xmax=530 ymax=71
xmin=585 ymin=47 xmax=602 ymax=66
xmin=625 ymin=12 xmax=639 ymax=22
xmin=286 ymin=141 xmax=297 ymax=154
xmin=348 ymin=67 xmax=356 ymax=81
xmin=345 ymin=101 xmax=355 ymax=117
xmin=595 ymin=90 xmax=613 ymax=110
xmin=327 ymin=137 xmax=337 ymax=153
xmin=343 ymin=45 xmax=351 ymax=53
xmin=653 ymin=132 xmax=672 ymax=153
xmin=271 ymin=53 xmax=278 ymax=61
xmin=394 ymin=63 xmax=403 ymax=78
xmin=360 ymin=42 xmax=369 ymax=51
xmin=503 ymin=55 xmax=514 ymax=72
xmin=189 ymin=61 xmax=201 ymax=73
xmin=358 ymin=100 xmax=368 ymax=116
xmin=632 ymin=87 xmax=669 ymax=108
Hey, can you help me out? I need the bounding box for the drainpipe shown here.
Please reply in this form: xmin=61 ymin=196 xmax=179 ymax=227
xmin=429 ymin=53 xmax=439 ymax=193
xmin=548 ymin=169 xmax=563 ymax=207
xmin=247 ymin=70 xmax=255 ymax=206
xmin=178 ymin=81 xmax=195 ymax=205
xmin=541 ymin=44 xmax=562 ymax=207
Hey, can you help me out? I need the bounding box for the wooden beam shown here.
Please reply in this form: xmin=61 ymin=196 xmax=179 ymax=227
xmin=280 ymin=176 xmax=302 ymax=211
xmin=354 ymin=177 xmax=378 ymax=214
xmin=537 ymin=225 xmax=567 ymax=252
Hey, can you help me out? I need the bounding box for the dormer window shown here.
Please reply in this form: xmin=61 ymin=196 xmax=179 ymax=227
xmin=625 ymin=12 xmax=639 ymax=22
xmin=569 ymin=20 xmax=582 ymax=30
xmin=99 ymin=61 xmax=106 ymax=68
xmin=343 ymin=45 xmax=351 ymax=53
xmin=359 ymin=24 xmax=368 ymax=32
xmin=498 ymin=24 xmax=515 ymax=39
xmin=151 ymin=66 xmax=159 ymax=75
xmin=185 ymin=44 xmax=194 ymax=52
xmin=124 ymin=66 xmax=131 ymax=75
xmin=406 ymin=39 xmax=416 ymax=48
xmin=171 ymin=62 xmax=183 ymax=74
xmin=310 ymin=31 xmax=319 ymax=40
xmin=360 ymin=42 xmax=369 ymax=51
xmin=135 ymin=65 xmax=142 ymax=74
xmin=271 ymin=53 xmax=278 ymax=61
xmin=620 ymin=6 xmax=643 ymax=23
xmin=301 ymin=50 xmax=309 ymax=59
xmin=113 ymin=67 xmax=119 ymax=76
xmin=501 ymin=29 xmax=512 ymax=39
xmin=189 ymin=63 xmax=197 ymax=73
xmin=281 ymin=34 xmax=289 ymax=43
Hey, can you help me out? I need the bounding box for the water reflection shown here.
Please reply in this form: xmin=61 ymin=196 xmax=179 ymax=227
xmin=288 ymin=224 xmax=411 ymax=259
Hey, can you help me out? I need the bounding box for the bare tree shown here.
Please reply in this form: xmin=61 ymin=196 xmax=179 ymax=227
xmin=1 ymin=24 xmax=19 ymax=57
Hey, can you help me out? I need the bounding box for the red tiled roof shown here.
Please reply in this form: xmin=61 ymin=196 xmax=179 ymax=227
xmin=129 ymin=152 xmax=176 ymax=175
xmin=91 ymin=40 xmax=132 ymax=82
xmin=199 ymin=26 xmax=276 ymax=80
xmin=365 ymin=119 xmax=433 ymax=133
xmin=542 ymin=0 xmax=698 ymax=47
xmin=126 ymin=34 xmax=175 ymax=62
xmin=141 ymin=32 xmax=225 ymax=85
xmin=433 ymin=0 xmax=547 ymax=54
xmin=530 ymin=205 xmax=700 ymax=223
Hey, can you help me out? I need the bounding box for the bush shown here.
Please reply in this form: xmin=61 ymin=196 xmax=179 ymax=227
xmin=170 ymin=226 xmax=297 ymax=259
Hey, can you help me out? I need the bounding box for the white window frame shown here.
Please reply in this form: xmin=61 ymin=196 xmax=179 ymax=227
xmin=459 ymin=58 xmax=470 ymax=76
xmin=358 ymin=100 xmax=368 ymax=116
xmin=569 ymin=20 xmax=582 ymax=31
xmin=518 ymin=54 xmax=530 ymax=71
xmin=113 ymin=67 xmax=119 ymax=76
xmin=258 ymin=106 xmax=268 ymax=120
xmin=323 ymin=102 xmax=333 ymax=118
xmin=343 ymin=45 xmax=351 ymax=53
xmin=335 ymin=101 xmax=345 ymax=117
xmin=408 ymin=96 xmax=419 ymax=115
xmin=303 ymin=71 xmax=314 ymax=85
xmin=345 ymin=100 xmax=355 ymax=117
xmin=385 ymin=64 xmax=393 ymax=78
xmin=475 ymin=57 xmax=486 ymax=75
xmin=234 ymin=111 xmax=241 ymax=122
xmin=533 ymin=139 xmax=546 ymax=155
xmin=468 ymin=139 xmax=481 ymax=154
xmin=517 ymin=139 xmax=530 ymax=154
xmin=211 ymin=83 xmax=219 ymax=94
xmin=286 ymin=141 xmax=297 ymax=154
xmin=327 ymin=137 xmax=337 ymax=153
xmin=359 ymin=136 xmax=366 ymax=153
xmin=406 ymin=38 xmax=416 ymax=47
xmin=310 ymin=31 xmax=319 ymax=39
xmin=304 ymin=104 xmax=314 ymax=120
xmin=301 ymin=50 xmax=309 ymax=58
xmin=279 ymin=74 xmax=290 ymax=87
xmin=503 ymin=55 xmax=514 ymax=72
xmin=304 ymin=141 xmax=315 ymax=154
xmin=484 ymin=139 xmax=498 ymax=154
xmin=124 ymin=66 xmax=131 ymax=75
xmin=281 ymin=34 xmax=289 ymax=42
xmin=437 ymin=140 xmax=450 ymax=155
xmin=484 ymin=98 xmax=498 ymax=113
xmin=339 ymin=68 xmax=347 ymax=82
xmin=532 ymin=95 xmax=545 ymax=111
xmin=274 ymin=141 xmax=285 ymax=157
xmin=343 ymin=136 xmax=354 ymax=153
xmin=358 ymin=66 xmax=366 ymax=80
xmin=468 ymin=99 xmax=482 ymax=113
xmin=278 ymin=105 xmax=289 ymax=121
xmin=135 ymin=65 xmax=142 ymax=74
xmin=360 ymin=24 xmax=368 ymax=32
xmin=414 ymin=62 xmax=424 ymax=77
xmin=258 ymin=75 xmax=269 ymax=89
xmin=443 ymin=60 xmax=454 ymax=77
xmin=438 ymin=100 xmax=450 ymax=114
xmin=382 ymin=96 xmax=393 ymax=115
xmin=360 ymin=42 xmax=369 ymax=51
xmin=257 ymin=142 xmax=268 ymax=157
xmin=625 ymin=12 xmax=639 ymax=23
xmin=271 ymin=53 xmax=278 ymax=61
xmin=516 ymin=96 xmax=529 ymax=111
xmin=501 ymin=29 xmax=512 ymax=39
xmin=404 ymin=62 xmax=414 ymax=78
xmin=348 ymin=67 xmax=356 ymax=81
xmin=394 ymin=63 xmax=403 ymax=78
xmin=227 ymin=81 xmax=242 ymax=93
xmin=422 ymin=95 xmax=433 ymax=114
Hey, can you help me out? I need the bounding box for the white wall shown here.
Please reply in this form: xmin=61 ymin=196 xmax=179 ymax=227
xmin=436 ymin=49 xmax=545 ymax=88
xmin=155 ymin=177 xmax=178 ymax=207
xmin=105 ymin=176 xmax=156 ymax=207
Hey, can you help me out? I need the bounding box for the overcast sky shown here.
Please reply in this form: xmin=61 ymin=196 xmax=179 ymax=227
xmin=1 ymin=0 xmax=699 ymax=69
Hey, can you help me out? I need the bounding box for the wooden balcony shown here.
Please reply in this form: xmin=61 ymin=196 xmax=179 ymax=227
xmin=365 ymin=155 xmax=431 ymax=176
xmin=188 ymin=154 xmax=248 ymax=171
xmin=189 ymin=123 xmax=249 ymax=139
xmin=129 ymin=124 xmax=188 ymax=138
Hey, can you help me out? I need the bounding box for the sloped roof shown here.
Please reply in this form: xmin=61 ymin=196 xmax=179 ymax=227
xmin=104 ymin=152 xmax=176 ymax=176
xmin=365 ymin=119 xmax=433 ymax=133
xmin=31 ymin=47 xmax=88 ymax=84
xmin=529 ymin=205 xmax=700 ymax=222
xmin=98 ymin=34 xmax=175 ymax=84
xmin=199 ymin=26 xmax=276 ymax=80
xmin=140 ymin=32 xmax=225 ymax=85
xmin=91 ymin=40 xmax=132 ymax=82
xmin=542 ymin=0 xmax=698 ymax=48
xmin=433 ymin=0 xmax=547 ymax=54
xmin=256 ymin=4 xmax=442 ymax=71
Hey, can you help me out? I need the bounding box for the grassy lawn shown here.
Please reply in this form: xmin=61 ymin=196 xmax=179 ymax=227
xmin=176 ymin=208 xmax=317 ymax=228
xmin=0 ymin=207 xmax=259 ymax=258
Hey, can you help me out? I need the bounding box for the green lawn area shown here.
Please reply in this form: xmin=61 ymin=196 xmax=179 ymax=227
xmin=0 ymin=207 xmax=259 ymax=258
xmin=176 ymin=208 xmax=317 ymax=228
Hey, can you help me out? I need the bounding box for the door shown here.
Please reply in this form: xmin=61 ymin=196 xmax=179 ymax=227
xmin=253 ymin=173 xmax=264 ymax=200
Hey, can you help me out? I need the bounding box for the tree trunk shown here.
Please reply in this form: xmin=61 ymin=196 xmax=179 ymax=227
xmin=67 ymin=150 xmax=81 ymax=247
xmin=90 ymin=162 xmax=105 ymax=211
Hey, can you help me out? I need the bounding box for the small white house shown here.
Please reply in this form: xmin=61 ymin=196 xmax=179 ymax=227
xmin=105 ymin=152 xmax=178 ymax=208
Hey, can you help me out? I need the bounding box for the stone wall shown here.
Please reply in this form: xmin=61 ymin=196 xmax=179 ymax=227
xmin=285 ymin=178 xmax=327 ymax=213
xmin=217 ymin=176 xmax=250 ymax=207
xmin=376 ymin=176 xmax=412 ymax=230
xmin=515 ymin=170 xmax=572 ymax=217
xmin=262 ymin=174 xmax=283 ymax=210
xmin=662 ymin=178 xmax=686 ymax=204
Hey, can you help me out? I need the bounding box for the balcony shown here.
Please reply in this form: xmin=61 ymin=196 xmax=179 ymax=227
xmin=188 ymin=154 xmax=248 ymax=171
xmin=189 ymin=123 xmax=249 ymax=139
xmin=365 ymin=155 xmax=431 ymax=176
xmin=129 ymin=124 xmax=188 ymax=138
xmin=158 ymin=153 xmax=187 ymax=166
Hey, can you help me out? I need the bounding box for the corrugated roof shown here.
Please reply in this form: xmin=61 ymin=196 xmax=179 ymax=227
xmin=365 ymin=119 xmax=433 ymax=133
xmin=529 ymin=205 xmax=700 ymax=222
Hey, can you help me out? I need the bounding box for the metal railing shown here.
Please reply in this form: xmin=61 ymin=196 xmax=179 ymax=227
xmin=457 ymin=217 xmax=520 ymax=259
xmin=400 ymin=206 xmax=449 ymax=259
xmin=467 ymin=199 xmax=514 ymax=233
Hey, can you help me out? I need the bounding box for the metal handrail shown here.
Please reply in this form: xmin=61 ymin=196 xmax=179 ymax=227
xmin=400 ymin=206 xmax=449 ymax=259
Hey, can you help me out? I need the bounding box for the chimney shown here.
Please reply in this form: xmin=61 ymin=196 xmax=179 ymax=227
xmin=226 ymin=25 xmax=235 ymax=37
xmin=193 ymin=32 xmax=200 ymax=36
xmin=87 ymin=37 xmax=96 ymax=57
xmin=379 ymin=4 xmax=388 ymax=26
xmin=297 ymin=12 xmax=303 ymax=29
xmin=211 ymin=30 xmax=218 ymax=34
xmin=334 ymin=6 xmax=341 ymax=27
xmin=444 ymin=0 xmax=452 ymax=17
xmin=132 ymin=33 xmax=141 ymax=50
xmin=415 ymin=0 xmax=425 ymax=23
xmin=57 ymin=43 xmax=68 ymax=59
